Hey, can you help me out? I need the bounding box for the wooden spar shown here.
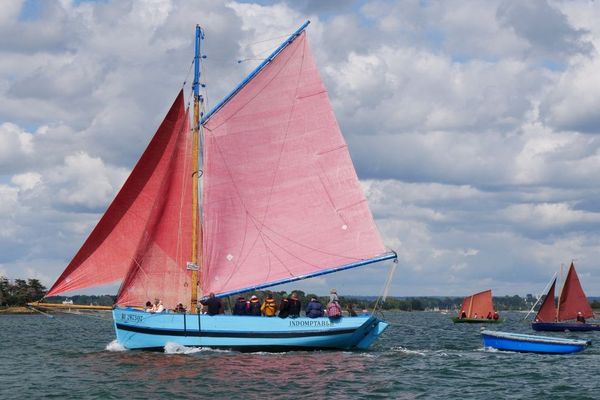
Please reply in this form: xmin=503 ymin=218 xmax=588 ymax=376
xmin=27 ymin=302 xmax=112 ymax=311
xmin=190 ymin=25 xmax=204 ymax=313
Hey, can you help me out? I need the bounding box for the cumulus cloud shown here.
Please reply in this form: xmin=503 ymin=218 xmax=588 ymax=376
xmin=1 ymin=0 xmax=600 ymax=296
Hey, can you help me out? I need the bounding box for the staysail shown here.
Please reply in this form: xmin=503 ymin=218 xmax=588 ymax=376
xmin=534 ymin=277 xmax=556 ymax=322
xmin=459 ymin=290 xmax=494 ymax=318
xmin=200 ymin=30 xmax=388 ymax=296
xmin=47 ymin=91 xmax=193 ymax=305
xmin=558 ymin=263 xmax=593 ymax=321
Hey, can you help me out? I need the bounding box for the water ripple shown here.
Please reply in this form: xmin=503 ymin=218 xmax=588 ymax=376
xmin=1 ymin=311 xmax=600 ymax=399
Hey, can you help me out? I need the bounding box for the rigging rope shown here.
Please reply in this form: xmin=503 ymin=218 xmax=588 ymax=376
xmin=371 ymin=254 xmax=398 ymax=314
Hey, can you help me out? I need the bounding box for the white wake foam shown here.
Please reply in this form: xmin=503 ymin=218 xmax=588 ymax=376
xmin=105 ymin=340 xmax=127 ymax=352
xmin=163 ymin=342 xmax=231 ymax=355
xmin=390 ymin=346 xmax=426 ymax=356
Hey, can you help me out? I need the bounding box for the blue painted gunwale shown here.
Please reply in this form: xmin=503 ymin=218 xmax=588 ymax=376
xmin=481 ymin=330 xmax=590 ymax=354
xmin=531 ymin=322 xmax=600 ymax=332
xmin=113 ymin=307 xmax=388 ymax=351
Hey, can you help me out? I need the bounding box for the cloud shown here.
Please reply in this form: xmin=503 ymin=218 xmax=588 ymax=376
xmin=496 ymin=0 xmax=593 ymax=60
xmin=1 ymin=0 xmax=600 ymax=297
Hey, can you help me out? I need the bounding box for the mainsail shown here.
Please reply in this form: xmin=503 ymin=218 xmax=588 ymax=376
xmin=534 ymin=277 xmax=556 ymax=322
xmin=200 ymin=30 xmax=388 ymax=296
xmin=47 ymin=91 xmax=194 ymax=306
xmin=459 ymin=290 xmax=494 ymax=318
xmin=558 ymin=262 xmax=593 ymax=321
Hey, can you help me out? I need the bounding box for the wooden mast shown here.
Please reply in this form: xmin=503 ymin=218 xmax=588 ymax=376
xmin=190 ymin=25 xmax=204 ymax=313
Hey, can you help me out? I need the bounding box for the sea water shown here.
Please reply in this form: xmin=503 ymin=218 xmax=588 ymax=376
xmin=1 ymin=311 xmax=599 ymax=399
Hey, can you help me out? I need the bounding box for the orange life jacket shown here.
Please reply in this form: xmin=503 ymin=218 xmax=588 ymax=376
xmin=261 ymin=298 xmax=278 ymax=316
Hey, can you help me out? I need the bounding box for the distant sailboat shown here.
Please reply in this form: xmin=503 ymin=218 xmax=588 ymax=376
xmin=532 ymin=262 xmax=598 ymax=332
xmin=39 ymin=21 xmax=397 ymax=350
xmin=452 ymin=289 xmax=501 ymax=323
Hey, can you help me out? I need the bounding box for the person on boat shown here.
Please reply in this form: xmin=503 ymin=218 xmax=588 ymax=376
xmin=473 ymin=312 xmax=478 ymax=319
xmin=493 ymin=311 xmax=499 ymax=320
xmin=278 ymin=296 xmax=290 ymax=318
xmin=155 ymin=300 xmax=165 ymax=313
xmin=347 ymin=303 xmax=357 ymax=317
xmin=145 ymin=301 xmax=153 ymax=312
xmin=248 ymin=295 xmax=262 ymax=316
xmin=460 ymin=311 xmax=467 ymax=319
xmin=261 ymin=293 xmax=278 ymax=317
xmin=326 ymin=300 xmax=342 ymax=318
xmin=288 ymin=292 xmax=302 ymax=318
xmin=233 ymin=296 xmax=247 ymax=315
xmin=330 ymin=288 xmax=339 ymax=304
xmin=174 ymin=303 xmax=186 ymax=313
xmin=576 ymin=311 xmax=586 ymax=323
xmin=305 ymin=297 xmax=324 ymax=318
xmin=486 ymin=312 xmax=492 ymax=319
xmin=200 ymin=292 xmax=222 ymax=316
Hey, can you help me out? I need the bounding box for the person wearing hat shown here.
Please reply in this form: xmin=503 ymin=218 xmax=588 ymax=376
xmin=288 ymin=292 xmax=302 ymax=318
xmin=278 ymin=295 xmax=290 ymax=318
xmin=329 ymin=288 xmax=339 ymax=304
xmin=248 ymin=294 xmax=262 ymax=316
xmin=576 ymin=311 xmax=586 ymax=323
xmin=233 ymin=296 xmax=248 ymax=316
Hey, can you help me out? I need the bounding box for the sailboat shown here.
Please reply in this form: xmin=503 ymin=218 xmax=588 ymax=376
xmin=38 ymin=21 xmax=397 ymax=351
xmin=452 ymin=289 xmax=501 ymax=323
xmin=531 ymin=262 xmax=598 ymax=332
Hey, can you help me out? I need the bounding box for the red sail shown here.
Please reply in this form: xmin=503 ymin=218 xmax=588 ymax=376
xmin=116 ymin=109 xmax=194 ymax=308
xmin=201 ymin=31 xmax=386 ymax=295
xmin=47 ymin=92 xmax=189 ymax=299
xmin=534 ymin=278 xmax=556 ymax=322
xmin=458 ymin=290 xmax=494 ymax=318
xmin=558 ymin=263 xmax=594 ymax=321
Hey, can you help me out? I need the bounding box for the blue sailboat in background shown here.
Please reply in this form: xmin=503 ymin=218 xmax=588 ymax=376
xmin=42 ymin=21 xmax=397 ymax=351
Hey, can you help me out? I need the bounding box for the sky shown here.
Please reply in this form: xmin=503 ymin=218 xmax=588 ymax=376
xmin=2 ymin=0 xmax=600 ymax=297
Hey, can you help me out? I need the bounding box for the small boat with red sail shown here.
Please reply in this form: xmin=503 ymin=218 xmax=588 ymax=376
xmin=531 ymin=262 xmax=599 ymax=332
xmin=32 ymin=21 xmax=397 ymax=351
xmin=452 ymin=289 xmax=501 ymax=323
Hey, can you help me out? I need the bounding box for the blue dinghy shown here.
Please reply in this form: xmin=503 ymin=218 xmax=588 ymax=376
xmin=481 ymin=330 xmax=590 ymax=354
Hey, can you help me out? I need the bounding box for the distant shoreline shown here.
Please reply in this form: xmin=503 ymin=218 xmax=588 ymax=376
xmin=0 ymin=306 xmax=38 ymax=314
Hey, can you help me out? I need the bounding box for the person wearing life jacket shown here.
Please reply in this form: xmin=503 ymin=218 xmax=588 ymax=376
xmin=576 ymin=311 xmax=586 ymax=323
xmin=233 ymin=296 xmax=247 ymax=316
xmin=261 ymin=293 xmax=278 ymax=317
xmin=305 ymin=297 xmax=324 ymax=318
xmin=248 ymin=295 xmax=262 ymax=316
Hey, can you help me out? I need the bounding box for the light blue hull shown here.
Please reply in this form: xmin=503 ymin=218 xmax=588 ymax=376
xmin=481 ymin=330 xmax=590 ymax=354
xmin=113 ymin=307 xmax=388 ymax=351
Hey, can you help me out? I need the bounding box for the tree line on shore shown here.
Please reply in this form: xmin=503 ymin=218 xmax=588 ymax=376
xmin=0 ymin=277 xmax=47 ymax=306
xmin=3 ymin=276 xmax=600 ymax=311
